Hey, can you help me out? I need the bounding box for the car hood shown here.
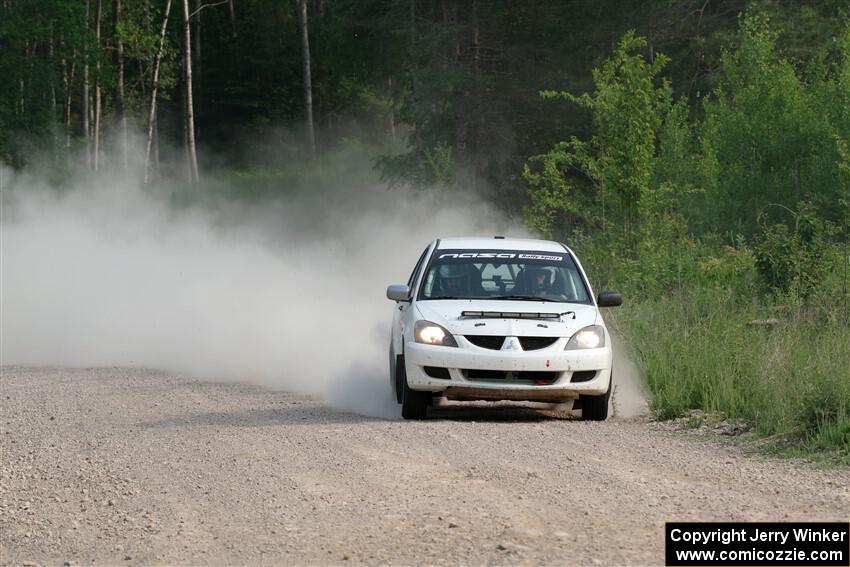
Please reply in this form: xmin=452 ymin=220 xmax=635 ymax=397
xmin=415 ymin=300 xmax=598 ymax=338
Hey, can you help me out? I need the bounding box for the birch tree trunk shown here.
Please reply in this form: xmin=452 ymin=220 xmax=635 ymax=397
xmin=83 ymin=0 xmax=91 ymax=168
xmin=228 ymin=0 xmax=237 ymax=38
xmin=182 ymin=0 xmax=199 ymax=183
xmin=144 ymin=0 xmax=172 ymax=184
xmin=296 ymin=0 xmax=315 ymax=156
xmin=192 ymin=0 xmax=202 ymax=141
xmin=153 ymin=113 xmax=160 ymax=172
xmin=387 ymin=76 xmax=395 ymax=139
xmin=113 ymin=0 xmax=128 ymax=168
xmin=49 ymin=37 xmax=58 ymax=161
xmin=93 ymin=0 xmax=102 ymax=171
xmin=193 ymin=0 xmax=201 ymax=91
xmin=409 ymin=0 xmax=420 ymax=158
xmin=62 ymin=52 xmax=76 ymax=149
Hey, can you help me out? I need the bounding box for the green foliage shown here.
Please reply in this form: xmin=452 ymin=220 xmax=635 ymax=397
xmin=526 ymin=32 xmax=672 ymax=248
xmin=117 ymin=8 xmax=178 ymax=112
xmin=0 ymin=0 xmax=94 ymax=164
xmin=117 ymin=21 xmax=159 ymax=62
xmin=423 ymin=142 xmax=454 ymax=189
xmin=698 ymin=13 xmax=848 ymax=234
xmin=4 ymin=0 xmax=846 ymax=181
xmin=751 ymin=203 xmax=838 ymax=298
xmin=696 ymin=239 xmax=760 ymax=295
xmin=531 ymin=15 xmax=850 ymax=458
xmin=559 ymin=31 xmax=670 ymax=216
xmin=650 ymin=99 xmax=701 ymax=211
xmin=522 ymin=137 xmax=595 ymax=239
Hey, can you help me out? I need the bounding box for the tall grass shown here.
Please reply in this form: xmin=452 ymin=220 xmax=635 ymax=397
xmin=615 ymin=286 xmax=850 ymax=458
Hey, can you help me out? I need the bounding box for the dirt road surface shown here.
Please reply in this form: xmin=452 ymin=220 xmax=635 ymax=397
xmin=2 ymin=367 xmax=848 ymax=566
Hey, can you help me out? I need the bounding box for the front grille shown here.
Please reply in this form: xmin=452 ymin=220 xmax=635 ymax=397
xmin=463 ymin=369 xmax=560 ymax=384
xmin=465 ymin=335 xmax=505 ymax=350
xmin=570 ymin=370 xmax=597 ymax=383
xmin=517 ymin=337 xmax=559 ymax=350
xmin=424 ymin=366 xmax=451 ymax=380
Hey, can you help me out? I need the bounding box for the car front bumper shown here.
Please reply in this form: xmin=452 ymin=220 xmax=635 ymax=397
xmin=404 ymin=337 xmax=612 ymax=402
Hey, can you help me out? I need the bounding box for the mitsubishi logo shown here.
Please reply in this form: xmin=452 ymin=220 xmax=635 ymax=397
xmin=501 ymin=337 xmax=523 ymax=351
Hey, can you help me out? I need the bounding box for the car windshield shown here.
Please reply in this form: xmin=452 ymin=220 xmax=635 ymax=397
xmin=419 ymin=249 xmax=591 ymax=303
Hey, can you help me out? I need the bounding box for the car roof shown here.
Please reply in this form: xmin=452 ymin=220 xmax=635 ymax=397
xmin=435 ymin=237 xmax=566 ymax=252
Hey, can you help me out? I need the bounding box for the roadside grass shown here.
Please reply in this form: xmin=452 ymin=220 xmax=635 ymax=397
xmin=614 ymin=286 xmax=850 ymax=461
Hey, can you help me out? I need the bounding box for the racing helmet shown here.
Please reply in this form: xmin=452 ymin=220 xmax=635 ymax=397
xmin=438 ymin=264 xmax=470 ymax=281
xmin=526 ymin=267 xmax=552 ymax=288
xmin=437 ymin=264 xmax=470 ymax=293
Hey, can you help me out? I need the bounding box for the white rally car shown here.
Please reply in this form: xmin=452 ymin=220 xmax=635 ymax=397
xmin=387 ymin=237 xmax=622 ymax=420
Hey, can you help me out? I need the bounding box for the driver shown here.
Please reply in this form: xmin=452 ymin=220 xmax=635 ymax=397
xmin=437 ymin=264 xmax=470 ymax=297
xmin=526 ymin=267 xmax=554 ymax=295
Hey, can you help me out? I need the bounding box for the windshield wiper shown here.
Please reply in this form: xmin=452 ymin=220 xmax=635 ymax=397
xmin=489 ymin=295 xmax=549 ymax=302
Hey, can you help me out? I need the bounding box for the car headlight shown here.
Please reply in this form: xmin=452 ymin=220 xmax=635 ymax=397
xmin=414 ymin=320 xmax=458 ymax=347
xmin=565 ymin=325 xmax=605 ymax=350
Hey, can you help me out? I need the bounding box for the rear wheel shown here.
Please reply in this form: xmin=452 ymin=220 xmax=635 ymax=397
xmin=580 ymin=372 xmax=612 ymax=421
xmin=400 ymin=361 xmax=429 ymax=420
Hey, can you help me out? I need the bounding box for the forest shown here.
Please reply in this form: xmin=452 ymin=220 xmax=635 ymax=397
xmin=1 ymin=0 xmax=848 ymax=459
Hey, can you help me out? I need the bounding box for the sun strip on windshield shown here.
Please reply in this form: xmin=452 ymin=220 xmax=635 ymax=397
xmin=433 ymin=250 xmax=568 ymax=264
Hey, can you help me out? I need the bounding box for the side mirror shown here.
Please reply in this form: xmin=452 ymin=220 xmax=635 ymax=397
xmin=597 ymin=290 xmax=622 ymax=308
xmin=386 ymin=284 xmax=411 ymax=302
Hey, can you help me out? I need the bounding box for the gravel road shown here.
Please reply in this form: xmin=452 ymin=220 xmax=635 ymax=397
xmin=1 ymin=366 xmax=848 ymax=566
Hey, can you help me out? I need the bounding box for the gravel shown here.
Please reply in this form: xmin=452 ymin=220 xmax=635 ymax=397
xmin=1 ymin=366 xmax=848 ymax=566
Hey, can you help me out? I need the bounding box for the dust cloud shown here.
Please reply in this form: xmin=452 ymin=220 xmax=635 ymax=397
xmin=0 ymin=155 xmax=523 ymax=419
xmin=610 ymin=334 xmax=650 ymax=418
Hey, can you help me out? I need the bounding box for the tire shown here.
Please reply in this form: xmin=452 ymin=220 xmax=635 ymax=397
xmin=400 ymin=361 xmax=429 ymax=420
xmin=393 ymin=354 xmax=404 ymax=404
xmin=580 ymin=371 xmax=612 ymax=421
xmin=389 ymin=343 xmax=401 ymax=403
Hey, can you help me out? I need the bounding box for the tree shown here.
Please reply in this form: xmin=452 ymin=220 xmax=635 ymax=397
xmin=699 ymin=13 xmax=848 ymax=235
xmin=113 ymin=0 xmax=128 ymax=168
xmin=526 ymin=31 xmax=671 ymax=250
xmin=93 ymin=0 xmax=103 ymax=171
xmin=296 ymin=0 xmax=315 ymax=155
xmin=82 ymin=0 xmax=91 ymax=168
xmin=144 ymin=0 xmax=173 ymax=184
xmin=182 ymin=0 xmax=199 ymax=182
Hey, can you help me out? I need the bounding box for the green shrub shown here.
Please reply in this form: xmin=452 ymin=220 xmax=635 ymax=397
xmin=751 ymin=203 xmax=838 ymax=298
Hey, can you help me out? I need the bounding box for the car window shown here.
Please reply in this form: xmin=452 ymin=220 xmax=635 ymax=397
xmin=407 ymin=246 xmax=430 ymax=289
xmin=419 ymin=249 xmax=591 ymax=304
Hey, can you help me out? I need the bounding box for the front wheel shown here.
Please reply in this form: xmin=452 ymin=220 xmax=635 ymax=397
xmin=389 ymin=345 xmax=404 ymax=403
xmin=580 ymin=372 xmax=612 ymax=421
xmin=400 ymin=363 xmax=429 ymax=420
